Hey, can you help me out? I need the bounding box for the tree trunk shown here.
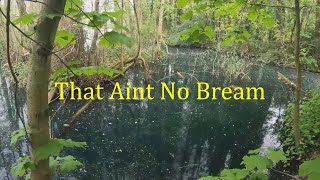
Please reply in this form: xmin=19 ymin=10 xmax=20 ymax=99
xmin=171 ymin=0 xmax=177 ymax=28
xmin=89 ymin=0 xmax=100 ymax=66
xmin=315 ymin=0 xmax=320 ymax=68
xmin=16 ymin=0 xmax=26 ymax=16
xmin=293 ymin=0 xmax=302 ymax=147
xmin=27 ymin=0 xmax=66 ymax=179
xmin=124 ymin=0 xmax=133 ymax=34
xmin=152 ymin=0 xmax=165 ymax=60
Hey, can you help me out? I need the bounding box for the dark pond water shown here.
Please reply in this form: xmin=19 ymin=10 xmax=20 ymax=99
xmin=1 ymin=49 xmax=320 ymax=180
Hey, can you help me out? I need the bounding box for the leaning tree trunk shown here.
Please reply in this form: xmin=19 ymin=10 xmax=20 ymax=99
xmin=315 ymin=0 xmax=320 ymax=68
xmin=27 ymin=0 xmax=66 ymax=179
xmin=293 ymin=0 xmax=302 ymax=147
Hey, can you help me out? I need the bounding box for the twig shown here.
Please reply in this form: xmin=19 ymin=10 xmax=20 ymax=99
xmin=251 ymin=3 xmax=294 ymax=9
xmin=271 ymin=168 xmax=301 ymax=179
xmin=5 ymin=0 xmax=31 ymax=146
xmin=0 ymin=7 xmax=77 ymax=78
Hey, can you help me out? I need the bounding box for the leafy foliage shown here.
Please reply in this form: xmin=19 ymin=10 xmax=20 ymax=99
xmin=199 ymin=148 xmax=287 ymax=180
xmin=49 ymin=155 xmax=83 ymax=175
xmin=50 ymin=64 xmax=123 ymax=82
xmin=10 ymin=128 xmax=26 ymax=147
xmin=176 ymin=0 xmax=191 ymax=8
xmin=11 ymin=156 xmax=34 ymax=178
xmin=13 ymin=13 xmax=37 ymax=25
xmin=176 ymin=0 xmax=276 ymax=46
xmin=299 ymin=157 xmax=320 ymax=180
xmin=280 ymin=88 xmax=320 ymax=164
xmin=99 ymin=31 xmax=135 ymax=47
xmin=36 ymin=138 xmax=86 ymax=160
xmin=10 ymin=137 xmax=86 ymax=178
xmin=54 ymin=30 xmax=76 ymax=47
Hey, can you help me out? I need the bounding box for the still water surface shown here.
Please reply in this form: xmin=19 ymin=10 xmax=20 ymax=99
xmin=1 ymin=49 xmax=320 ymax=180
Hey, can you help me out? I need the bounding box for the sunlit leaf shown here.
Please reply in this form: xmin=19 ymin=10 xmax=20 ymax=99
xmin=266 ymin=148 xmax=287 ymax=163
xmin=54 ymin=30 xmax=76 ymax=47
xmin=103 ymin=9 xmax=126 ymax=18
xmin=36 ymin=139 xmax=86 ymax=160
xmin=241 ymin=155 xmax=272 ymax=171
xmin=13 ymin=13 xmax=37 ymax=25
xmin=176 ymin=0 xmax=191 ymax=8
xmin=204 ymin=26 xmax=215 ymax=39
xmin=180 ymin=10 xmax=193 ymax=21
xmin=99 ymin=31 xmax=134 ymax=47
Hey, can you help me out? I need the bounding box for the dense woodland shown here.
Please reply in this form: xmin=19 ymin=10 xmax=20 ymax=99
xmin=0 ymin=0 xmax=320 ymax=180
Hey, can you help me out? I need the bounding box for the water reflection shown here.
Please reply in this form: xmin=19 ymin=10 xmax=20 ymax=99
xmin=1 ymin=49 xmax=320 ymax=180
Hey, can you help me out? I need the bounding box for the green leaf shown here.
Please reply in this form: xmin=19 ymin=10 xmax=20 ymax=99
xmin=241 ymin=155 xmax=272 ymax=171
xmin=261 ymin=17 xmax=275 ymax=27
xmin=198 ymin=176 xmax=216 ymax=180
xmin=51 ymin=66 xmax=122 ymax=82
xmin=65 ymin=0 xmax=83 ymax=15
xmin=250 ymin=171 xmax=268 ymax=180
xmin=13 ymin=13 xmax=37 ymax=25
xmin=248 ymin=148 xmax=261 ymax=155
xmin=49 ymin=156 xmax=59 ymax=171
xmin=112 ymin=20 xmax=129 ymax=32
xmin=50 ymin=156 xmax=83 ymax=176
xmin=103 ymin=9 xmax=126 ymax=18
xmin=11 ymin=156 xmax=35 ymax=177
xmin=266 ymin=149 xmax=287 ymax=163
xmin=36 ymin=139 xmax=64 ymax=159
xmin=99 ymin=31 xmax=135 ymax=47
xmin=54 ymin=30 xmax=76 ymax=47
xmin=248 ymin=7 xmax=258 ymax=21
xmin=11 ymin=128 xmax=26 ymax=146
xmin=87 ymin=11 xmax=112 ymax=27
xmin=220 ymin=169 xmax=249 ymax=179
xmin=50 ymin=67 xmax=77 ymax=81
xmin=180 ymin=10 xmax=193 ymax=21
xmin=57 ymin=156 xmax=83 ymax=175
xmin=36 ymin=139 xmax=86 ymax=160
xmin=299 ymin=157 xmax=320 ymax=180
xmin=204 ymin=26 xmax=215 ymax=39
xmin=176 ymin=0 xmax=191 ymax=8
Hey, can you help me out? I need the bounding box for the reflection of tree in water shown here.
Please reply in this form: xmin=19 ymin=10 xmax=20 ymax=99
xmin=52 ymin=60 xmax=293 ymax=180
xmin=0 ymin=72 xmax=27 ymax=178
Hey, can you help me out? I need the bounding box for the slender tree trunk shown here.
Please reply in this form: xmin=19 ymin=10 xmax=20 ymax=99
xmin=315 ymin=0 xmax=320 ymax=68
xmin=133 ymin=0 xmax=142 ymax=58
xmin=120 ymin=0 xmax=124 ymax=70
xmin=171 ymin=0 xmax=176 ymax=28
xmin=27 ymin=1 xmax=66 ymax=179
xmin=293 ymin=0 xmax=302 ymax=147
xmin=16 ymin=0 xmax=26 ymax=16
xmin=124 ymin=0 xmax=133 ymax=34
xmin=152 ymin=0 xmax=165 ymax=60
xmin=16 ymin=0 xmax=27 ymax=49
xmin=89 ymin=0 xmax=100 ymax=66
